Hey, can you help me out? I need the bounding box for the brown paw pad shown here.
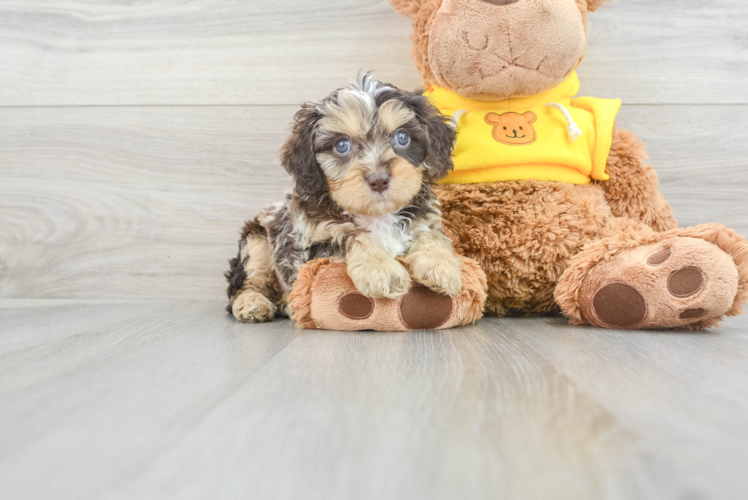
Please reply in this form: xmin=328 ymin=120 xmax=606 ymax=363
xmin=592 ymin=283 xmax=648 ymax=328
xmin=647 ymin=248 xmax=672 ymax=266
xmin=399 ymin=285 xmax=453 ymax=330
xmin=679 ymin=308 xmax=706 ymax=320
xmin=339 ymin=293 xmax=374 ymax=320
xmin=668 ymin=267 xmax=704 ymax=297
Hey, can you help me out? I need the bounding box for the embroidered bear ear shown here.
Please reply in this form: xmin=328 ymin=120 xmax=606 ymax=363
xmin=523 ymin=111 xmax=537 ymax=124
xmin=485 ymin=113 xmax=502 ymax=125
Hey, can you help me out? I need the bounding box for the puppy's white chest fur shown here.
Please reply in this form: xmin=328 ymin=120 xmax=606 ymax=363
xmin=355 ymin=214 xmax=413 ymax=258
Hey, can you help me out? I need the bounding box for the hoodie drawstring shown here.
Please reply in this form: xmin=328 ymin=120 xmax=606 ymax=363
xmin=546 ymin=102 xmax=582 ymax=142
xmin=450 ymin=109 xmax=468 ymax=130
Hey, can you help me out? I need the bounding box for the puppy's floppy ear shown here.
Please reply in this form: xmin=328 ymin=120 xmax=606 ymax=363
xmin=280 ymin=103 xmax=327 ymax=200
xmin=424 ymin=110 xmax=457 ymax=182
xmin=398 ymin=90 xmax=456 ymax=182
xmin=387 ymin=0 xmax=423 ymax=18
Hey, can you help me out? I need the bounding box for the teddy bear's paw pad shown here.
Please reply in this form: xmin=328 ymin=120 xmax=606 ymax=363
xmin=338 ymin=293 xmax=374 ymax=320
xmin=667 ymin=267 xmax=705 ymax=297
xmin=591 ymin=283 xmax=647 ymax=328
xmin=399 ymin=285 xmax=454 ymax=330
xmin=646 ymin=248 xmax=672 ymax=266
xmin=584 ymin=237 xmax=740 ymax=329
xmin=680 ymin=308 xmax=707 ymax=320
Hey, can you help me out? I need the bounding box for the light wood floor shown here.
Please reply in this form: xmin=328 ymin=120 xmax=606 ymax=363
xmin=2 ymin=302 xmax=748 ymax=499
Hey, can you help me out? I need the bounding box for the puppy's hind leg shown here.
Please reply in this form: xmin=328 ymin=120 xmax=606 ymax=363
xmin=226 ymin=220 xmax=280 ymax=323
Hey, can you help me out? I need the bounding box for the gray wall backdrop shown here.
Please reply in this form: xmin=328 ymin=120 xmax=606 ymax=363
xmin=1 ymin=0 xmax=747 ymax=300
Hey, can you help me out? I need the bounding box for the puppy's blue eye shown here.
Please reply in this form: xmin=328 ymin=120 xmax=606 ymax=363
xmin=395 ymin=131 xmax=410 ymax=147
xmin=335 ymin=139 xmax=351 ymax=155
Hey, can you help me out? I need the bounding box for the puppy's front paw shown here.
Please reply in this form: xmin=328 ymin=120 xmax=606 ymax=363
xmin=232 ymin=290 xmax=277 ymax=323
xmin=411 ymin=252 xmax=462 ymax=296
xmin=348 ymin=258 xmax=411 ymax=299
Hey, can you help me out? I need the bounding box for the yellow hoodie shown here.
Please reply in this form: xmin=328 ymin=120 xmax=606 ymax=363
xmin=428 ymin=72 xmax=621 ymax=185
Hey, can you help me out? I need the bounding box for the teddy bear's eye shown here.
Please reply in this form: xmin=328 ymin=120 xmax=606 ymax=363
xmin=503 ymin=126 xmax=507 ymax=130
xmin=519 ymin=126 xmax=523 ymax=130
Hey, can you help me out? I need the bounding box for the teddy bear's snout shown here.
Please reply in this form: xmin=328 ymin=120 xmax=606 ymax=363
xmin=428 ymin=0 xmax=587 ymax=100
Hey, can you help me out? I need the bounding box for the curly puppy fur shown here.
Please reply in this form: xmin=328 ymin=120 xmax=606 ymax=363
xmin=226 ymin=75 xmax=460 ymax=322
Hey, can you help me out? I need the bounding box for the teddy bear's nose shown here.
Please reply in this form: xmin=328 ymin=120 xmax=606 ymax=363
xmin=480 ymin=0 xmax=520 ymax=5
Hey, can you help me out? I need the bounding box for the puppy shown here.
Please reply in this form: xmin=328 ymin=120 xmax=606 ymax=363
xmin=225 ymin=75 xmax=461 ymax=323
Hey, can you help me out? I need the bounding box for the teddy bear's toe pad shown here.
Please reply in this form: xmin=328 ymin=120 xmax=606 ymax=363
xmin=399 ymin=285 xmax=454 ymax=329
xmin=592 ymin=283 xmax=647 ymax=328
xmin=339 ymin=293 xmax=374 ymax=320
xmin=582 ymin=236 xmax=740 ymax=329
xmin=668 ymin=267 xmax=704 ymax=297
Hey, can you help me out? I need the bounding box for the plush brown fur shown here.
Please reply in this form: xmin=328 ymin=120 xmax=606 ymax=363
xmin=382 ymin=0 xmax=748 ymax=329
xmin=434 ymin=127 xmax=661 ymax=317
xmin=601 ymin=127 xmax=677 ymax=233
xmin=436 ymin=123 xmax=748 ymax=327
xmin=389 ymin=0 xmax=606 ymax=99
xmin=288 ymin=258 xmax=328 ymax=329
xmin=437 ymin=179 xmax=610 ymax=317
xmin=427 ymin=0 xmax=587 ymax=99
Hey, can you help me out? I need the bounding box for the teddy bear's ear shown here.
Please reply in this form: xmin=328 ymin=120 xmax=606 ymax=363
xmin=387 ymin=0 xmax=423 ymax=18
xmin=586 ymin=0 xmax=609 ymax=12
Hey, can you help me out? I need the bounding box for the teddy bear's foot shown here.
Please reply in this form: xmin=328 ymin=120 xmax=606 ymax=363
xmin=289 ymin=257 xmax=487 ymax=331
xmin=556 ymin=223 xmax=748 ymax=330
xmin=338 ymin=284 xmax=462 ymax=329
xmin=334 ymin=284 xmax=454 ymax=330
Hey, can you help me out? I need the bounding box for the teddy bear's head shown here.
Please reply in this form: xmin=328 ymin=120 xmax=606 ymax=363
xmin=389 ymin=0 xmax=608 ymax=100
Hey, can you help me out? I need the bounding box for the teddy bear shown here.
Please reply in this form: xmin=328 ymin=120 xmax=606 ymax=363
xmin=291 ymin=0 xmax=748 ymax=331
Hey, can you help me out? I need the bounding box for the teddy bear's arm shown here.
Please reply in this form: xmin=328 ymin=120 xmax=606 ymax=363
xmin=600 ymin=126 xmax=678 ymax=233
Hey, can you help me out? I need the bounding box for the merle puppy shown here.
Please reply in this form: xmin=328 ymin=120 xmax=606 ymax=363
xmin=226 ymin=75 xmax=460 ymax=322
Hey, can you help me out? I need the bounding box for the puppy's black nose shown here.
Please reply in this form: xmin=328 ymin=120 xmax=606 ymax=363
xmin=366 ymin=173 xmax=391 ymax=193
